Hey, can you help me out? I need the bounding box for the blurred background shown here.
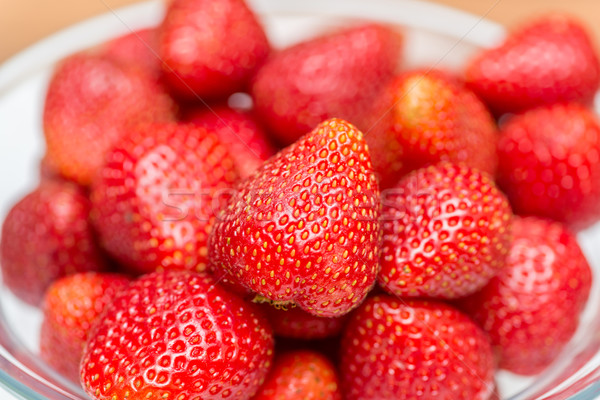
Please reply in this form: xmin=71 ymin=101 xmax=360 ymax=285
xmin=0 ymin=0 xmax=599 ymax=62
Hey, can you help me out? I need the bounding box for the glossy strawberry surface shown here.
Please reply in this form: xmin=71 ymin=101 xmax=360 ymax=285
xmin=340 ymin=295 xmax=495 ymax=400
xmin=365 ymin=69 xmax=498 ymax=189
xmin=209 ymin=118 xmax=381 ymax=317
xmin=81 ymin=270 xmax=274 ymax=400
xmin=253 ymin=350 xmax=342 ymax=400
xmin=379 ymin=163 xmax=512 ymax=299
xmin=40 ymin=272 xmax=130 ymax=382
xmin=186 ymin=105 xmax=276 ymax=179
xmin=0 ymin=181 xmax=108 ymax=305
xmin=459 ymin=217 xmax=592 ymax=375
xmin=497 ymin=103 xmax=600 ymax=231
xmin=43 ymin=53 xmax=177 ymax=185
xmin=158 ymin=0 xmax=270 ymax=100
xmin=252 ymin=24 xmax=402 ymax=145
xmin=466 ymin=14 xmax=600 ymax=115
xmin=91 ymin=122 xmax=238 ymax=275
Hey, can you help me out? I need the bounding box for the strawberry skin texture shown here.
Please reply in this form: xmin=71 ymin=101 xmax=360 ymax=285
xmin=101 ymin=28 xmax=161 ymax=78
xmin=458 ymin=217 xmax=592 ymax=375
xmin=340 ymin=295 xmax=495 ymax=400
xmin=465 ymin=14 xmax=600 ymax=115
xmin=497 ymin=103 xmax=600 ymax=231
xmin=209 ymin=118 xmax=381 ymax=317
xmin=365 ymin=69 xmax=498 ymax=189
xmin=253 ymin=350 xmax=342 ymax=400
xmin=0 ymin=182 xmax=108 ymax=305
xmin=40 ymin=272 xmax=130 ymax=382
xmin=251 ymin=24 xmax=402 ymax=145
xmin=158 ymin=0 xmax=270 ymax=100
xmin=91 ymin=122 xmax=238 ymax=274
xmin=379 ymin=163 xmax=512 ymax=299
xmin=43 ymin=53 xmax=177 ymax=186
xmin=261 ymin=305 xmax=348 ymax=340
xmin=80 ymin=270 xmax=274 ymax=400
xmin=186 ymin=105 xmax=276 ymax=179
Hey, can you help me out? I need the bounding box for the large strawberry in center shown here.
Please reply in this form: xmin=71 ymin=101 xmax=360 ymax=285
xmin=209 ymin=118 xmax=381 ymax=317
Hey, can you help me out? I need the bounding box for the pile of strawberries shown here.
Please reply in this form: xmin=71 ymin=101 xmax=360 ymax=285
xmin=1 ymin=0 xmax=599 ymax=399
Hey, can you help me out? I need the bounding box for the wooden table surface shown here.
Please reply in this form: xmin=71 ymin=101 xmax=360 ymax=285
xmin=1 ymin=0 xmax=600 ymax=62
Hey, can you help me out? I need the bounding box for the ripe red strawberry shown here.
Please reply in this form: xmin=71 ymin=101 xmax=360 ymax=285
xmin=251 ymin=24 xmax=402 ymax=145
xmin=379 ymin=163 xmax=512 ymax=299
xmin=40 ymin=272 xmax=130 ymax=382
xmin=465 ymin=14 xmax=600 ymax=115
xmin=458 ymin=217 xmax=592 ymax=375
xmin=158 ymin=0 xmax=270 ymax=100
xmin=43 ymin=53 xmax=177 ymax=185
xmin=91 ymin=122 xmax=238 ymax=275
xmin=340 ymin=295 xmax=495 ymax=400
xmin=253 ymin=350 xmax=342 ymax=400
xmin=186 ymin=105 xmax=276 ymax=179
xmin=100 ymin=27 xmax=162 ymax=79
xmin=497 ymin=103 xmax=600 ymax=231
xmin=261 ymin=305 xmax=348 ymax=340
xmin=0 ymin=182 xmax=108 ymax=305
xmin=365 ymin=69 xmax=498 ymax=189
xmin=209 ymin=118 xmax=381 ymax=317
xmin=80 ymin=270 xmax=274 ymax=400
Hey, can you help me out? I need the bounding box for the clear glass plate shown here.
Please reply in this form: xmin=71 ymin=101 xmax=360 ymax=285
xmin=0 ymin=1 xmax=598 ymax=399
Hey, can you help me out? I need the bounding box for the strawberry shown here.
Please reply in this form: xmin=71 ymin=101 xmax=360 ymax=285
xmin=458 ymin=216 xmax=592 ymax=375
xmin=379 ymin=163 xmax=512 ymax=299
xmin=158 ymin=0 xmax=270 ymax=100
xmin=0 ymin=181 xmax=108 ymax=305
xmin=186 ymin=105 xmax=276 ymax=179
xmin=43 ymin=53 xmax=177 ymax=185
xmin=340 ymin=295 xmax=495 ymax=400
xmin=261 ymin=305 xmax=348 ymax=340
xmin=101 ymin=28 xmax=161 ymax=77
xmin=251 ymin=24 xmax=402 ymax=145
xmin=365 ymin=69 xmax=498 ymax=189
xmin=80 ymin=270 xmax=274 ymax=400
xmin=496 ymin=103 xmax=600 ymax=230
xmin=209 ymin=118 xmax=381 ymax=317
xmin=252 ymin=350 xmax=342 ymax=400
xmin=91 ymin=122 xmax=238 ymax=275
xmin=40 ymin=272 xmax=130 ymax=382
xmin=465 ymin=14 xmax=600 ymax=116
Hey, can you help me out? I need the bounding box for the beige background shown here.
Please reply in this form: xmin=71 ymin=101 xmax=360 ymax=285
xmin=1 ymin=0 xmax=600 ymax=62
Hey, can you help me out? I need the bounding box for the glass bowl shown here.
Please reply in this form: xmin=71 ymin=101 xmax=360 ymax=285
xmin=0 ymin=0 xmax=599 ymax=399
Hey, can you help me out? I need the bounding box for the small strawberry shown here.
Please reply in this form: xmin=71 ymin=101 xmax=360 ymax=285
xmin=465 ymin=14 xmax=600 ymax=115
xmin=496 ymin=103 xmax=600 ymax=230
xmin=379 ymin=163 xmax=512 ymax=299
xmin=253 ymin=350 xmax=342 ymax=400
xmin=261 ymin=305 xmax=348 ymax=340
xmin=458 ymin=216 xmax=592 ymax=376
xmin=80 ymin=270 xmax=274 ymax=400
xmin=43 ymin=53 xmax=177 ymax=185
xmin=0 ymin=182 xmax=108 ymax=305
xmin=101 ymin=27 xmax=162 ymax=79
xmin=340 ymin=295 xmax=495 ymax=400
xmin=365 ymin=69 xmax=498 ymax=189
xmin=91 ymin=122 xmax=238 ymax=275
xmin=186 ymin=105 xmax=276 ymax=179
xmin=251 ymin=24 xmax=402 ymax=145
xmin=209 ymin=118 xmax=381 ymax=317
xmin=40 ymin=272 xmax=130 ymax=382
xmin=158 ymin=0 xmax=270 ymax=100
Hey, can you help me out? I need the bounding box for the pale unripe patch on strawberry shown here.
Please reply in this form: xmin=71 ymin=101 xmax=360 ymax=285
xmin=209 ymin=118 xmax=381 ymax=317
